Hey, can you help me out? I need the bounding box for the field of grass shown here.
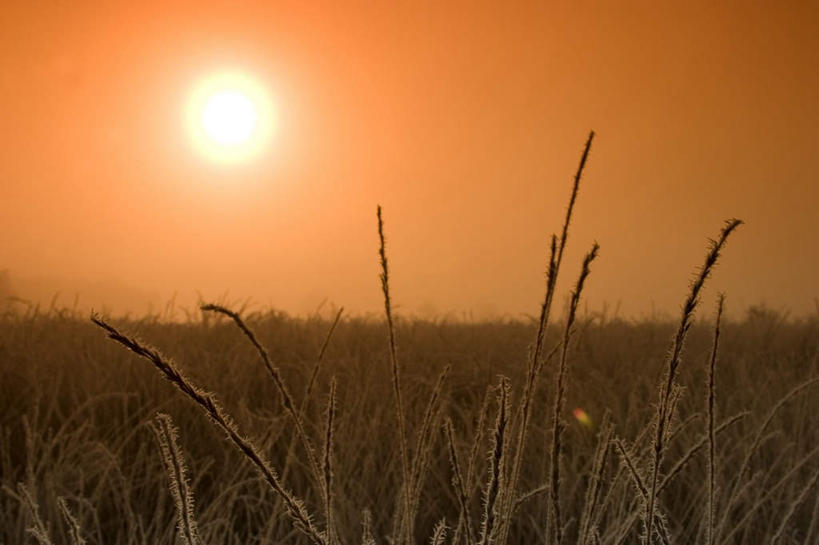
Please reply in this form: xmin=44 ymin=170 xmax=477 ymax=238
xmin=2 ymin=135 xmax=817 ymax=544
xmin=1 ymin=299 xmax=817 ymax=544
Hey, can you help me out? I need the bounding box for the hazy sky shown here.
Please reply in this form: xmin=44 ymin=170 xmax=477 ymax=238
xmin=2 ymin=2 xmax=817 ymax=318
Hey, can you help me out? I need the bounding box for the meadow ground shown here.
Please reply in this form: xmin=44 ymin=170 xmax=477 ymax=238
xmin=1 ymin=304 xmax=817 ymax=544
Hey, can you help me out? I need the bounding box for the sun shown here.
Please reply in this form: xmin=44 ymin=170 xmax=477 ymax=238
xmin=186 ymin=71 xmax=275 ymax=164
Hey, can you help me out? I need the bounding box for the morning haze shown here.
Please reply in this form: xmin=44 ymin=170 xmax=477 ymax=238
xmin=4 ymin=4 xmax=819 ymax=544
xmin=2 ymin=2 xmax=817 ymax=318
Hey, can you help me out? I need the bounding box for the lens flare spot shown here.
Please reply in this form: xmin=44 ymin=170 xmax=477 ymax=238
xmin=573 ymin=408 xmax=592 ymax=427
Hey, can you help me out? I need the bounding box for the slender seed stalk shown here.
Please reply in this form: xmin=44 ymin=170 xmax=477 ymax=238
xmin=549 ymin=243 xmax=600 ymax=545
xmin=323 ymin=379 xmax=338 ymax=545
xmin=479 ymin=378 xmax=511 ymax=545
xmin=498 ymin=131 xmax=595 ymax=545
xmin=200 ymin=303 xmax=326 ymax=504
xmin=644 ymin=219 xmax=742 ymax=544
xmin=376 ymin=206 xmax=412 ymax=545
xmin=705 ymin=294 xmax=725 ymax=545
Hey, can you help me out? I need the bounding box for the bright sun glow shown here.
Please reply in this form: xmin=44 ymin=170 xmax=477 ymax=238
xmin=186 ymin=71 xmax=275 ymax=164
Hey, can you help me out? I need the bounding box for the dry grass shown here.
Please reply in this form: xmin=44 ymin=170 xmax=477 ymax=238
xmin=1 ymin=302 xmax=817 ymax=544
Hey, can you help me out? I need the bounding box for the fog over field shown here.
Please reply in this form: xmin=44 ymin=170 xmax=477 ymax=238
xmin=2 ymin=3 xmax=818 ymax=319
xmin=2 ymin=2 xmax=818 ymax=544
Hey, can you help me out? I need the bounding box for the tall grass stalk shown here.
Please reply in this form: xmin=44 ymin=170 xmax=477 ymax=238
xmin=200 ymin=303 xmax=326 ymax=502
xmin=376 ymin=205 xmax=412 ymax=545
xmin=644 ymin=218 xmax=742 ymax=544
xmin=548 ymin=243 xmax=599 ymax=545
xmin=498 ymin=131 xmax=595 ymax=545
xmin=323 ymin=379 xmax=338 ymax=545
xmin=705 ymin=294 xmax=724 ymax=545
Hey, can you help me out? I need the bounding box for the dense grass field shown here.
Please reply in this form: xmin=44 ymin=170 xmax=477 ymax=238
xmin=1 ymin=304 xmax=817 ymax=544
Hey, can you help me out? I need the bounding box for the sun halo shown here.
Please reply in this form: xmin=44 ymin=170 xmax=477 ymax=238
xmin=186 ymin=71 xmax=275 ymax=165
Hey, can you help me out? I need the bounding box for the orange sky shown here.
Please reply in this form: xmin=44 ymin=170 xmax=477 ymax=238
xmin=2 ymin=2 xmax=818 ymax=319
